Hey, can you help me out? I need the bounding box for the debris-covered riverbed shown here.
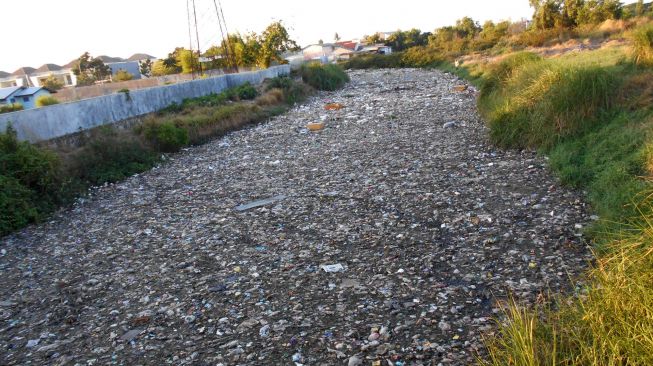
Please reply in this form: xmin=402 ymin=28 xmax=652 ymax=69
xmin=0 ymin=69 xmax=592 ymax=365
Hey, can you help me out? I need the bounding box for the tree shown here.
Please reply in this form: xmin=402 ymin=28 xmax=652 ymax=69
xmin=386 ymin=29 xmax=429 ymax=51
xmin=114 ymin=70 xmax=134 ymax=81
xmin=530 ymin=0 xmax=563 ymax=30
xmin=72 ymin=52 xmax=111 ymax=86
xmin=334 ymin=32 xmax=341 ymax=42
xmin=161 ymin=48 xmax=184 ymax=73
xmin=42 ymin=75 xmax=64 ymax=91
xmin=139 ymin=59 xmax=153 ymax=77
xmin=318 ymin=39 xmax=324 ymax=45
xmin=562 ymin=0 xmax=585 ymax=27
xmin=576 ymin=0 xmax=622 ymax=25
xmin=178 ymin=49 xmax=200 ymax=74
xmin=363 ymin=33 xmax=383 ymax=44
xmin=257 ymin=21 xmax=299 ymax=68
xmin=150 ymin=60 xmax=177 ymax=76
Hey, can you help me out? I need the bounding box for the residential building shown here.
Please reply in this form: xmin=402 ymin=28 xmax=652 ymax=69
xmin=30 ymin=64 xmax=76 ymax=88
xmin=0 ymin=53 xmax=152 ymax=88
xmin=0 ymin=86 xmax=52 ymax=109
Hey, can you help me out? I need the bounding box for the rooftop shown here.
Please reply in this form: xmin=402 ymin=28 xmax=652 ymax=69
xmin=35 ymin=64 xmax=63 ymax=73
xmin=12 ymin=67 xmax=36 ymax=76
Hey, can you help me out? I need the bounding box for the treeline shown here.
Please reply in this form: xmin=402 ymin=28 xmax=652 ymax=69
xmin=150 ymin=21 xmax=299 ymax=76
xmin=363 ymin=0 xmax=652 ymax=56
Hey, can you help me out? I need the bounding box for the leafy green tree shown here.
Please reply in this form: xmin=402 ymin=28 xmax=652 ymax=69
xmin=228 ymin=33 xmax=261 ymax=67
xmin=139 ymin=59 xmax=152 ymax=77
xmin=178 ymin=49 xmax=199 ymax=74
xmin=387 ymin=29 xmax=429 ymax=51
xmin=257 ymin=21 xmax=299 ymax=68
xmin=334 ymin=32 xmax=341 ymax=42
xmin=562 ymin=0 xmax=585 ymax=26
xmin=42 ymin=75 xmax=64 ymax=91
xmin=72 ymin=52 xmax=111 ymax=86
xmin=363 ymin=33 xmax=383 ymax=44
xmin=150 ymin=60 xmax=177 ymax=76
xmin=576 ymin=0 xmax=622 ymax=24
xmin=202 ymin=45 xmax=228 ymax=69
xmin=530 ymin=0 xmax=563 ymax=30
xmin=161 ymin=48 xmax=184 ymax=73
xmin=114 ymin=70 xmax=134 ymax=81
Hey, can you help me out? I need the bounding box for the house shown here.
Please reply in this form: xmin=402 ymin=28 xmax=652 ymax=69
xmin=300 ymin=43 xmax=358 ymax=63
xmin=0 ymin=71 xmax=15 ymax=88
xmin=0 ymin=52 xmax=151 ymax=88
xmin=30 ymin=64 xmax=76 ymax=88
xmin=106 ymin=61 xmax=142 ymax=80
xmin=0 ymin=86 xmax=52 ymax=109
xmin=361 ymin=44 xmax=393 ymax=55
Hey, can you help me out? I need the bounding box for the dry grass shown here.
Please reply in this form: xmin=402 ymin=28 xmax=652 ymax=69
xmin=255 ymin=88 xmax=285 ymax=106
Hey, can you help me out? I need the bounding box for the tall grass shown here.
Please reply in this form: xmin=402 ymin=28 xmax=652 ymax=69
xmin=480 ymin=53 xmax=619 ymax=149
xmin=476 ymin=44 xmax=653 ymax=365
xmin=300 ymin=63 xmax=349 ymax=91
xmin=632 ymin=24 xmax=653 ymax=66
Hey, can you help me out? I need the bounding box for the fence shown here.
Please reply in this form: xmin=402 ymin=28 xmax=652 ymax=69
xmin=0 ymin=65 xmax=290 ymax=143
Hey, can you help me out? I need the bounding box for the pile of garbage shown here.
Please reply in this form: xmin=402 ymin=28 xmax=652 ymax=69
xmin=0 ymin=69 xmax=591 ymax=365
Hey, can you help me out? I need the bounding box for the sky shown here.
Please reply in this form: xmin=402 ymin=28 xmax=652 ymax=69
xmin=1 ymin=0 xmax=534 ymax=72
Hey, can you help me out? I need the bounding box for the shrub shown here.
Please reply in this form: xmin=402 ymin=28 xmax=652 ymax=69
xmin=632 ymin=24 xmax=653 ymax=67
xmin=114 ymin=70 xmax=134 ymax=81
xmin=255 ymin=88 xmax=285 ymax=106
xmin=401 ymin=47 xmax=446 ymax=67
xmin=0 ymin=127 xmax=64 ymax=235
xmin=35 ymin=95 xmax=60 ymax=107
xmin=265 ymin=76 xmax=312 ymax=105
xmin=342 ymin=53 xmax=404 ymax=69
xmin=231 ymin=82 xmax=258 ymax=100
xmin=142 ymin=120 xmax=189 ymax=152
xmin=300 ymin=63 xmax=350 ymax=91
xmin=0 ymin=103 xmax=24 ymax=114
xmin=67 ymin=128 xmax=159 ymax=185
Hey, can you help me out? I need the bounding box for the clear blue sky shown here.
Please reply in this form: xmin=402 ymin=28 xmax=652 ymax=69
xmin=1 ymin=0 xmax=534 ymax=72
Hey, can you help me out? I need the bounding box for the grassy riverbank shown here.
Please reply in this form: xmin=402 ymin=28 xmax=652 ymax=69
xmin=0 ymin=64 xmax=349 ymax=236
xmin=344 ymin=17 xmax=653 ymax=365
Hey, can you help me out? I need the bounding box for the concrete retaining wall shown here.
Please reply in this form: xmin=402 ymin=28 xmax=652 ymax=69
xmin=0 ymin=65 xmax=290 ymax=142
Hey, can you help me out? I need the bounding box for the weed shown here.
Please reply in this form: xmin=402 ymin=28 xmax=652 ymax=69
xmin=300 ymin=63 xmax=350 ymax=91
xmin=632 ymin=24 xmax=653 ymax=66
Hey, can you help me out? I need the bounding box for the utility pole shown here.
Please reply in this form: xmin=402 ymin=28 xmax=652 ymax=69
xmin=191 ymin=0 xmax=203 ymax=76
xmin=186 ymin=0 xmax=195 ymax=79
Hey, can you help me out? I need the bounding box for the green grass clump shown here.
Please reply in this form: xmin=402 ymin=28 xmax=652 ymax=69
xmin=66 ymin=128 xmax=159 ymax=185
xmin=300 ymin=63 xmax=350 ymax=91
xmin=483 ymin=220 xmax=653 ymax=366
xmin=632 ymin=24 xmax=653 ymax=66
xmin=480 ymin=54 xmax=619 ymax=149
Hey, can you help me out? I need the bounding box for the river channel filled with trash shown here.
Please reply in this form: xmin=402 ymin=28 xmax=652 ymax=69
xmin=0 ymin=69 xmax=592 ymax=365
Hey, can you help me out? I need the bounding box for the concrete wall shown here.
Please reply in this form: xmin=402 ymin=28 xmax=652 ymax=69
xmin=0 ymin=65 xmax=290 ymax=142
